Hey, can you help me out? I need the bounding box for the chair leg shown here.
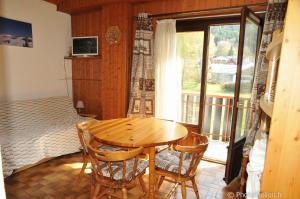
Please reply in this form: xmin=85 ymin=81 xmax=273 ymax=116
xmin=122 ymin=187 xmax=128 ymax=199
xmin=79 ymin=154 xmax=88 ymax=179
xmin=181 ymin=181 xmax=187 ymax=199
xmin=156 ymin=176 xmax=165 ymax=190
xmin=90 ymin=183 xmax=95 ymax=199
xmin=93 ymin=184 xmax=101 ymax=199
xmin=139 ymin=176 xmax=147 ymax=195
xmin=80 ymin=161 xmax=88 ymax=177
xmin=90 ymin=175 xmax=95 ymax=199
xmin=191 ymin=177 xmax=200 ymax=199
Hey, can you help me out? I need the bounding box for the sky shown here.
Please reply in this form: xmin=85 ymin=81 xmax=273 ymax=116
xmin=0 ymin=17 xmax=32 ymax=37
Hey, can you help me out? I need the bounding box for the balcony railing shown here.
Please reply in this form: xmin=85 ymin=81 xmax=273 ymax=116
xmin=181 ymin=92 xmax=250 ymax=142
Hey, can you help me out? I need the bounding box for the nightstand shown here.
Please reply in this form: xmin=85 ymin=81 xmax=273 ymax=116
xmin=78 ymin=113 xmax=97 ymax=119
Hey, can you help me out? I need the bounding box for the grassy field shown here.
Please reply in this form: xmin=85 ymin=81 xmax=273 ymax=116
xmin=182 ymin=82 xmax=251 ymax=98
xmin=183 ymin=82 xmax=233 ymax=95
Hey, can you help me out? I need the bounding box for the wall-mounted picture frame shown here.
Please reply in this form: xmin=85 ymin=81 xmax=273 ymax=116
xmin=0 ymin=17 xmax=33 ymax=48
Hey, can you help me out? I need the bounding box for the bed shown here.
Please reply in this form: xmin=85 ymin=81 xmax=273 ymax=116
xmin=0 ymin=96 xmax=87 ymax=177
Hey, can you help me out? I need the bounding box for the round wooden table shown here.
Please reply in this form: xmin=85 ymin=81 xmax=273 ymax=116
xmin=89 ymin=117 xmax=188 ymax=199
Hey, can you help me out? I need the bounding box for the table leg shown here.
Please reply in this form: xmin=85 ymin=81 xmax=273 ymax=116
xmin=148 ymin=146 xmax=156 ymax=199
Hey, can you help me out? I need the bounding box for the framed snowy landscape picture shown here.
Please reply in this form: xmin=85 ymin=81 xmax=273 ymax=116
xmin=0 ymin=17 xmax=33 ymax=48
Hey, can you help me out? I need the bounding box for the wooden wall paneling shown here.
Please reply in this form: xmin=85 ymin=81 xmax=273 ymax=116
xmin=73 ymin=80 xmax=102 ymax=115
xmin=57 ymin=0 xmax=155 ymax=14
xmin=260 ymin=0 xmax=300 ymax=198
xmin=100 ymin=3 xmax=132 ymax=119
xmin=71 ymin=4 xmax=132 ymax=119
xmin=71 ymin=10 xmax=102 ymax=117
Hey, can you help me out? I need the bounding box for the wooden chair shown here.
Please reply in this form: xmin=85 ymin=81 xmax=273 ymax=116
xmin=76 ymin=120 xmax=125 ymax=179
xmin=86 ymin=141 xmax=148 ymax=199
xmin=155 ymin=132 xmax=208 ymax=199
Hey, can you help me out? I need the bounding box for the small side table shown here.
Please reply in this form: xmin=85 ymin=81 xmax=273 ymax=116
xmin=79 ymin=113 xmax=97 ymax=119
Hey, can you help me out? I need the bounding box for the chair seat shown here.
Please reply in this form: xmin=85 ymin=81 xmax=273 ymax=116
xmin=155 ymin=145 xmax=170 ymax=153
xmin=155 ymin=150 xmax=192 ymax=175
xmin=99 ymin=144 xmax=125 ymax=151
xmin=98 ymin=159 xmax=148 ymax=181
xmin=79 ymin=144 xmax=124 ymax=152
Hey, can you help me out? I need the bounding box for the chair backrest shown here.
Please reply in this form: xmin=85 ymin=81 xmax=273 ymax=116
xmin=76 ymin=120 xmax=98 ymax=154
xmin=87 ymin=142 xmax=144 ymax=182
xmin=173 ymin=132 xmax=208 ymax=177
xmin=77 ymin=120 xmax=144 ymax=182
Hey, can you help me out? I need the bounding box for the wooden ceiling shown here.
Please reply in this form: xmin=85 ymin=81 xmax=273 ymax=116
xmin=44 ymin=0 xmax=158 ymax=13
xmin=45 ymin=0 xmax=153 ymax=5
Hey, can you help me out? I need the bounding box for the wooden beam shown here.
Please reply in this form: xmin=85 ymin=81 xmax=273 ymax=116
xmin=260 ymin=0 xmax=300 ymax=198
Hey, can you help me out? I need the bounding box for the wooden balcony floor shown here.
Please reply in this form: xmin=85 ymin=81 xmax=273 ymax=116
xmin=204 ymin=140 xmax=229 ymax=163
xmin=4 ymin=152 xmax=226 ymax=199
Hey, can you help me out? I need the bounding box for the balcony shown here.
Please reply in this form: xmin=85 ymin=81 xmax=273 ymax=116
xmin=181 ymin=92 xmax=250 ymax=162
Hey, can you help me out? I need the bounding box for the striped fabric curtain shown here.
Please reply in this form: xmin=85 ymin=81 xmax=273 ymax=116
xmin=127 ymin=13 xmax=155 ymax=117
xmin=244 ymin=0 xmax=288 ymax=147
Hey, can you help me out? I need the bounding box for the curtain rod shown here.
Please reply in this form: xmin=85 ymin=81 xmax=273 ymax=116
xmin=146 ymin=2 xmax=267 ymax=18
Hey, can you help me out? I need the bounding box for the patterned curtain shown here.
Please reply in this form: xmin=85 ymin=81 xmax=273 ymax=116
xmin=127 ymin=13 xmax=155 ymax=117
xmin=244 ymin=0 xmax=288 ymax=147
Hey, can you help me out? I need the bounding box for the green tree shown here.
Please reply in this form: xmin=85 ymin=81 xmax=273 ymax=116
xmin=215 ymin=41 xmax=231 ymax=56
xmin=228 ymin=46 xmax=234 ymax=56
xmin=177 ymin=32 xmax=204 ymax=92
